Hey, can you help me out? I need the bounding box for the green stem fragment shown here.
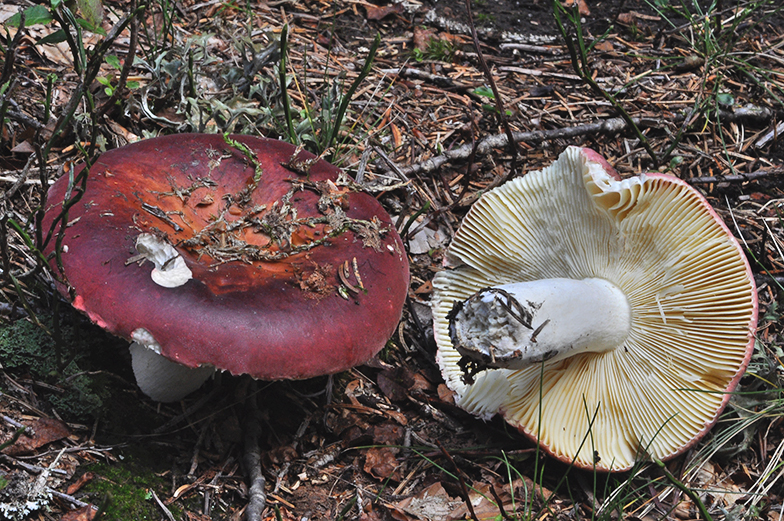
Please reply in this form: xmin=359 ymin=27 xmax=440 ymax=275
xmin=656 ymin=460 xmax=713 ymax=521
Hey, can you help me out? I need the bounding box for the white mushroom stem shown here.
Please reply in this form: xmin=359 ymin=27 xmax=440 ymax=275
xmin=449 ymin=278 xmax=631 ymax=376
xmin=130 ymin=328 xmax=214 ymax=402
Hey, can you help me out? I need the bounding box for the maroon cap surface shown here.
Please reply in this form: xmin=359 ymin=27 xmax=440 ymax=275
xmin=43 ymin=134 xmax=409 ymax=380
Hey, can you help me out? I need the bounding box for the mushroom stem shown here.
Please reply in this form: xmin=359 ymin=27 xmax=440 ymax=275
xmin=448 ymin=278 xmax=631 ymax=377
xmin=129 ymin=328 xmax=216 ymax=402
xmin=130 ymin=343 xmax=216 ymax=402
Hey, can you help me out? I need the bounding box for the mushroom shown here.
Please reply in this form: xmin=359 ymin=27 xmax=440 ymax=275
xmin=431 ymin=146 xmax=757 ymax=472
xmin=43 ymin=134 xmax=409 ymax=402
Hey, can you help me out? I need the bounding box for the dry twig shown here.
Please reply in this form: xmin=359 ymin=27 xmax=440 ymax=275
xmin=395 ymin=117 xmax=637 ymax=177
xmin=243 ymin=384 xmax=267 ymax=521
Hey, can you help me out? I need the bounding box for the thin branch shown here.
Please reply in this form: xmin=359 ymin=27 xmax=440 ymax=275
xmin=95 ymin=0 xmax=144 ymax=120
xmin=686 ymin=167 xmax=784 ymax=184
xmin=553 ymin=0 xmax=659 ymax=166
xmin=438 ymin=441 xmax=480 ymax=521
xmin=151 ymin=490 xmax=177 ymax=521
xmin=464 ymin=0 xmax=519 ymax=180
xmin=244 ymin=383 xmax=267 ymax=521
xmin=394 ymin=116 xmax=637 ymax=177
xmin=0 ymin=11 xmax=25 ymax=87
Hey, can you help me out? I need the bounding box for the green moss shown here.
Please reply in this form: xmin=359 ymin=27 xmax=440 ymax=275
xmin=0 ymin=318 xmax=59 ymax=376
xmin=82 ymin=458 xmax=178 ymax=521
xmin=0 ymin=318 xmax=116 ymax=422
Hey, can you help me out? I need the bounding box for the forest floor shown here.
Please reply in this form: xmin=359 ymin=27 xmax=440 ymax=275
xmin=1 ymin=0 xmax=784 ymax=520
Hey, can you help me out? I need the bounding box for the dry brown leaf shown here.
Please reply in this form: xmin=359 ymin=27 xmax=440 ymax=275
xmin=414 ymin=281 xmax=433 ymax=295
xmin=25 ymin=25 xmax=102 ymax=67
xmin=412 ymin=128 xmax=428 ymax=145
xmin=391 ymin=482 xmax=463 ymax=521
xmin=359 ymin=507 xmax=387 ymax=521
xmin=409 ymin=371 xmax=434 ymax=392
xmin=689 ymin=461 xmax=745 ymax=508
xmin=437 ymin=384 xmax=455 ymax=405
xmin=449 ymin=481 xmax=518 ymax=520
xmin=10 ymin=140 xmax=35 ymax=153
xmin=364 ymin=446 xmax=402 ymax=481
xmin=59 ymin=505 xmax=98 ymax=521
xmin=594 ymin=40 xmax=614 ymax=52
xmin=66 ymin=472 xmax=95 ymax=495
xmin=413 ymin=26 xmax=438 ymax=51
xmin=391 ymin=123 xmax=403 ymax=149
xmin=2 ymin=417 xmax=70 ymax=456
xmin=370 ymin=422 xmax=405 ymax=445
xmin=106 ymin=119 xmax=141 ymax=144
xmin=563 ymin=0 xmax=591 ymax=16
xmin=365 ymin=3 xmax=404 ymax=21
xmin=377 ymin=369 xmax=408 ymax=402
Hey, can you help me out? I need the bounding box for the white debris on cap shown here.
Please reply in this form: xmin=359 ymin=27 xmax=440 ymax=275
xmin=135 ymin=233 xmax=192 ymax=288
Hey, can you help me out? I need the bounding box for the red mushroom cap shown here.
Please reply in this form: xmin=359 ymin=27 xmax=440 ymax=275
xmin=43 ymin=134 xmax=409 ymax=380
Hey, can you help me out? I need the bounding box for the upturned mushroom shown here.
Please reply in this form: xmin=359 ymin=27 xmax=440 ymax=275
xmin=43 ymin=134 xmax=409 ymax=402
xmin=431 ymin=146 xmax=757 ymax=472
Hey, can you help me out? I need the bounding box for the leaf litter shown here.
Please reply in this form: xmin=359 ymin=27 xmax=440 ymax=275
xmin=1 ymin=0 xmax=783 ymax=519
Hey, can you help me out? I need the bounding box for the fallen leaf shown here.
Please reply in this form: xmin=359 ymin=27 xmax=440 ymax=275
xmin=265 ymin=443 xmax=298 ymax=466
xmin=66 ymin=472 xmax=95 ymax=495
xmin=689 ymin=461 xmax=744 ymax=508
xmin=365 ymin=3 xmax=403 ymax=21
xmin=370 ymin=422 xmax=405 ymax=445
xmin=409 ymin=371 xmax=434 ymax=392
xmin=408 ymin=225 xmax=448 ymax=255
xmin=106 ymin=119 xmax=140 ymax=144
xmin=414 ymin=281 xmax=432 ymax=295
xmin=59 ymin=505 xmax=98 ymax=521
xmin=594 ymin=40 xmax=614 ymax=52
xmin=391 ymin=123 xmax=403 ymax=149
xmin=563 ymin=0 xmax=591 ymax=16
xmin=364 ymin=446 xmax=402 ymax=481
xmin=2 ymin=418 xmax=70 ymax=456
xmin=412 ymin=128 xmax=428 ymax=145
xmin=27 ymin=25 xmax=101 ymax=67
xmin=10 ymin=140 xmax=35 ymax=153
xmin=437 ymin=384 xmax=455 ymax=405
xmin=383 ymin=408 xmax=409 ymax=426
xmin=341 ymin=425 xmax=372 ymax=446
xmin=391 ymin=482 xmax=462 ymax=521
xmin=377 ymin=370 xmax=408 ymax=402
xmin=449 ymin=481 xmax=518 ymax=520
xmin=359 ymin=506 xmax=386 ymax=521
xmin=413 ymin=26 xmax=437 ymax=51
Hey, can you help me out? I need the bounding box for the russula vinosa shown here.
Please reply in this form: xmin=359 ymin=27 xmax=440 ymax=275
xmin=431 ymin=146 xmax=757 ymax=472
xmin=43 ymin=134 xmax=409 ymax=402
